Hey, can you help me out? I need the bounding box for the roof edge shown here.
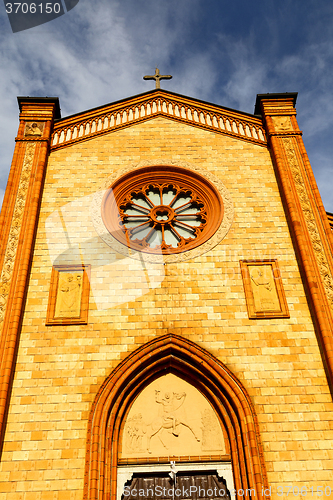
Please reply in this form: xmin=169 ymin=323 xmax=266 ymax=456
xmin=254 ymin=92 xmax=298 ymax=115
xmin=17 ymin=97 xmax=61 ymax=119
xmin=55 ymin=89 xmax=260 ymax=123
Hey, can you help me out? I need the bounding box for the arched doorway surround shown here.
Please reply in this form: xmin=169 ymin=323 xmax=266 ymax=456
xmin=84 ymin=334 xmax=269 ymax=500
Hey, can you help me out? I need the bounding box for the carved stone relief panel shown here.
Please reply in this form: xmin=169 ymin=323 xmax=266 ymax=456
xmin=46 ymin=265 xmax=90 ymax=325
xmin=24 ymin=122 xmax=45 ymax=137
xmin=120 ymin=373 xmax=227 ymax=460
xmin=271 ymin=116 xmax=292 ymax=132
xmin=240 ymin=260 xmax=289 ymax=319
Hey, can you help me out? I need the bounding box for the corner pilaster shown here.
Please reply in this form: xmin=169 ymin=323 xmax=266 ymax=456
xmin=0 ymin=97 xmax=60 ymax=449
xmin=256 ymin=93 xmax=333 ymax=391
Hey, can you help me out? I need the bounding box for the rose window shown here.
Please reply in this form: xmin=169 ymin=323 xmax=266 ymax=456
xmin=102 ymin=166 xmax=224 ymax=255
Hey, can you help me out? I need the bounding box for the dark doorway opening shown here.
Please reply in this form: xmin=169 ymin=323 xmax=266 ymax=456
xmin=122 ymin=471 xmax=231 ymax=500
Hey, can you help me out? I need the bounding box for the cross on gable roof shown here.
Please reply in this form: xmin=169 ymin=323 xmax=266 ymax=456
xmin=143 ymin=68 xmax=173 ymax=89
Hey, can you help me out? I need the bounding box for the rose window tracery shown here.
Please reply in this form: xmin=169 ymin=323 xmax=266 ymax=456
xmin=102 ymin=166 xmax=224 ymax=255
xmin=120 ymin=184 xmax=206 ymax=250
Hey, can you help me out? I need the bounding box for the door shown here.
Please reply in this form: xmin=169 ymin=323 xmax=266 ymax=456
xmin=123 ymin=471 xmax=231 ymax=500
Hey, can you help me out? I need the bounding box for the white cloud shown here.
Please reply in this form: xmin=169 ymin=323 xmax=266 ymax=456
xmin=0 ymin=0 xmax=332 ymax=212
xmin=307 ymin=152 xmax=333 ymax=213
xmin=0 ymin=0 xmax=208 ymax=199
xmin=0 ymin=189 xmax=4 ymax=210
xmin=203 ymin=32 xmax=333 ymax=212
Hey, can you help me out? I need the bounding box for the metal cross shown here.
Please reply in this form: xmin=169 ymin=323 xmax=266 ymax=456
xmin=143 ymin=68 xmax=172 ymax=89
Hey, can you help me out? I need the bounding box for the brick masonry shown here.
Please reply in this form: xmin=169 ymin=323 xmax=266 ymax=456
xmin=0 ymin=104 xmax=332 ymax=499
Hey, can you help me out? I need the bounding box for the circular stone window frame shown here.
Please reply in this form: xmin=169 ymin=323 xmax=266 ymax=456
xmin=91 ymin=160 xmax=234 ymax=263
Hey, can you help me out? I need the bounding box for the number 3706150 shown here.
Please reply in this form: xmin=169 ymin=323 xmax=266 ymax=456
xmin=5 ymin=3 xmax=61 ymax=14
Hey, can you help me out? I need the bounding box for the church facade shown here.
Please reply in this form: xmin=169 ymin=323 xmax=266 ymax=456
xmin=0 ymin=89 xmax=333 ymax=500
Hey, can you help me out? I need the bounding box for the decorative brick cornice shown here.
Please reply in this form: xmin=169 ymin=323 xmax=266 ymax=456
xmin=254 ymin=92 xmax=298 ymax=115
xmin=51 ymin=90 xmax=267 ymax=150
xmin=17 ymin=96 xmax=61 ymax=119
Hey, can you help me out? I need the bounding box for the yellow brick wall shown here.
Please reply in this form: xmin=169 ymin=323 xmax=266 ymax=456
xmin=0 ymin=117 xmax=332 ymax=499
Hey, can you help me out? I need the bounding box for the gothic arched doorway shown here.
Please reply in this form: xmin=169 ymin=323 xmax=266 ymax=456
xmin=84 ymin=334 xmax=269 ymax=500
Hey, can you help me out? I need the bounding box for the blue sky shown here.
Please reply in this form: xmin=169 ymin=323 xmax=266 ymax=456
xmin=0 ymin=0 xmax=332 ymax=211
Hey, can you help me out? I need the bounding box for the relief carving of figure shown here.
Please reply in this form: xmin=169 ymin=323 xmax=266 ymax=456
xmin=146 ymin=390 xmax=200 ymax=453
xmin=272 ymin=116 xmax=292 ymax=132
xmin=25 ymin=122 xmax=43 ymax=136
xmin=201 ymin=409 xmax=224 ymax=452
xmin=55 ymin=272 xmax=82 ymax=317
xmin=249 ymin=266 xmax=279 ymax=311
xmin=126 ymin=414 xmax=146 ymax=452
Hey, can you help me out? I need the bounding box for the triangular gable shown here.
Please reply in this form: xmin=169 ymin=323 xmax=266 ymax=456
xmin=51 ymin=89 xmax=266 ymax=150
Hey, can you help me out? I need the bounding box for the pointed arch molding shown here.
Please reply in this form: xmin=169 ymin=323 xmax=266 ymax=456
xmin=84 ymin=334 xmax=269 ymax=500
